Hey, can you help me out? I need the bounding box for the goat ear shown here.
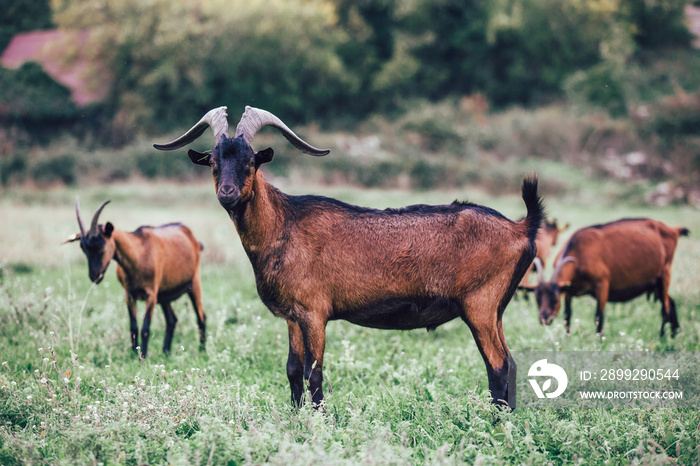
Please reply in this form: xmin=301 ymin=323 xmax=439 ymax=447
xmin=187 ymin=149 xmax=211 ymax=166
xmin=62 ymin=233 xmax=81 ymax=244
xmin=104 ymin=222 xmax=114 ymax=238
xmin=255 ymin=147 xmax=274 ymax=166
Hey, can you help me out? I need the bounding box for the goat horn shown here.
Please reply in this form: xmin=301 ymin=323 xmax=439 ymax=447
xmin=153 ymin=106 xmax=229 ymax=151
xmin=552 ymin=256 xmax=576 ymax=282
xmin=532 ymin=257 xmax=544 ymax=284
xmin=234 ymin=106 xmax=330 ymax=156
xmin=89 ymin=200 xmax=111 ymax=237
xmin=75 ymin=197 xmax=86 ymax=238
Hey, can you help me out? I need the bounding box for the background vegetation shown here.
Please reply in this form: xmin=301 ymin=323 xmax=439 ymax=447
xmin=0 ymin=182 xmax=699 ymax=464
xmin=1 ymin=0 xmax=699 ymax=202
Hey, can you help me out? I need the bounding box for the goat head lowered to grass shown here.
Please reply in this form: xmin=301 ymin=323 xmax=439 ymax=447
xmin=520 ymin=218 xmax=689 ymax=337
xmin=66 ymin=199 xmax=207 ymax=357
xmin=154 ymin=106 xmax=544 ymax=409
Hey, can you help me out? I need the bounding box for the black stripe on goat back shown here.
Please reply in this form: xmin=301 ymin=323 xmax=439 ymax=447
xmin=131 ymin=223 xmax=186 ymax=236
xmin=284 ymin=192 xmax=510 ymax=221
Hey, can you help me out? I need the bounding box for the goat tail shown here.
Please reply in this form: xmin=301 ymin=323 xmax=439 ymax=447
xmin=520 ymin=175 xmax=544 ymax=245
xmin=678 ymin=227 xmax=690 ymax=237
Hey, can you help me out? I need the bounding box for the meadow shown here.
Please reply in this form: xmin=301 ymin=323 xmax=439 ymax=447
xmin=1 ymin=178 xmax=699 ymax=464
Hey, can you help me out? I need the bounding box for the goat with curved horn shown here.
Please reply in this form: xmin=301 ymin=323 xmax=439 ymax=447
xmin=517 ymin=216 xmax=569 ymax=289
xmin=152 ymin=105 xmax=545 ymax=411
xmin=65 ymin=199 xmax=207 ymax=357
xmin=520 ymin=219 xmax=688 ymax=337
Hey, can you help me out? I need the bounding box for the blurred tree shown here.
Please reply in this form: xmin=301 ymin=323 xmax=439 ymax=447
xmin=13 ymin=0 xmax=692 ymax=145
xmin=0 ymin=62 xmax=78 ymax=143
xmin=51 ymin=0 xmax=355 ymax=142
xmin=403 ymin=0 xmax=491 ymax=101
xmin=402 ymin=0 xmax=690 ymax=109
xmin=202 ymin=0 xmax=357 ymax=123
xmin=0 ymin=0 xmax=53 ymax=51
xmin=332 ymin=0 xmax=397 ymax=96
xmin=621 ymin=0 xmax=692 ymax=48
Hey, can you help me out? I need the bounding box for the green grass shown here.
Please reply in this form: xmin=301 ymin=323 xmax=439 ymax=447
xmin=1 ymin=179 xmax=699 ymax=464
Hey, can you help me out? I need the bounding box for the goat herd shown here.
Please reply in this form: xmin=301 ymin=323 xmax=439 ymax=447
xmin=65 ymin=106 xmax=689 ymax=410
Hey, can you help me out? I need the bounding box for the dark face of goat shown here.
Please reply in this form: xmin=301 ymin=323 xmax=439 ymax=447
xmin=535 ymin=282 xmax=564 ymax=325
xmin=199 ymin=136 xmax=273 ymax=211
xmin=79 ymin=223 xmax=116 ymax=284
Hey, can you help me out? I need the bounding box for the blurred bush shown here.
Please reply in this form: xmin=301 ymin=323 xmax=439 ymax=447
xmin=0 ymin=0 xmax=53 ymax=51
xmin=30 ymin=153 xmax=76 ymax=186
xmin=0 ymin=63 xmax=78 ymax=127
xmin=636 ymin=92 xmax=700 ymax=189
xmin=0 ymin=0 xmax=698 ymax=202
xmin=42 ymin=0 xmax=693 ymax=140
xmin=50 ymin=0 xmax=355 ymax=143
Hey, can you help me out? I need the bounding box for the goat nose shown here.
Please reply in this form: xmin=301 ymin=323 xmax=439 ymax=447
xmin=218 ymin=185 xmax=240 ymax=209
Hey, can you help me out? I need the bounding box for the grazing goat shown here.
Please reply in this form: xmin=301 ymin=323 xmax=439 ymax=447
xmin=66 ymin=199 xmax=206 ymax=356
xmin=518 ymin=218 xmax=569 ymax=288
xmin=520 ymin=218 xmax=689 ymax=337
xmin=153 ymin=106 xmax=543 ymax=409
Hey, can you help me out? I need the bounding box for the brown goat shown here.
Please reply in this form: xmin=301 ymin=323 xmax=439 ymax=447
xmin=153 ymin=106 xmax=543 ymax=409
xmin=66 ymin=199 xmax=206 ymax=356
xmin=518 ymin=218 xmax=569 ymax=288
xmin=520 ymin=218 xmax=689 ymax=337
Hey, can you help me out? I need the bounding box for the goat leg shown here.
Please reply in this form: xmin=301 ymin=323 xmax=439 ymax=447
xmin=187 ymin=279 xmax=206 ymax=351
xmin=463 ymin=300 xmax=513 ymax=409
xmin=594 ymin=282 xmax=609 ymax=336
xmin=297 ymin=315 xmax=327 ymax=408
xmin=140 ymin=292 xmax=158 ymax=357
xmin=286 ymin=320 xmax=305 ymax=407
xmin=126 ymin=294 xmax=139 ymax=353
xmin=669 ymin=297 xmax=680 ymax=337
xmin=161 ymin=301 xmax=178 ymax=354
xmin=564 ymin=294 xmax=573 ymax=335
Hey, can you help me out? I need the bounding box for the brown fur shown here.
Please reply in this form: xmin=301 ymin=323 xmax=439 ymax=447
xmin=74 ymin=221 xmax=206 ymax=356
xmin=223 ymin=168 xmax=541 ymax=409
xmin=153 ymin=110 xmax=543 ymax=410
xmin=521 ymin=218 xmax=688 ymax=337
